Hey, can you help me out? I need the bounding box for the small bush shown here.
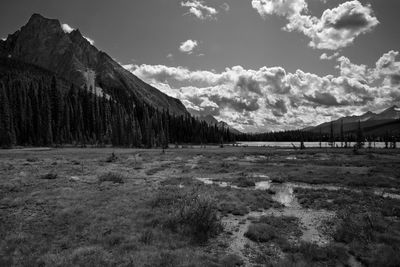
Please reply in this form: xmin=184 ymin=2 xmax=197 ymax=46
xmin=98 ymin=172 xmax=125 ymax=184
xmin=157 ymin=189 xmax=222 ymax=243
xmin=235 ymin=176 xmax=255 ymax=188
xmin=175 ymin=193 xmax=223 ymax=242
xmin=244 ymin=223 xmax=276 ymax=242
xmin=26 ymin=157 xmax=38 ymax=162
xmin=334 ymin=212 xmax=373 ymax=244
xmin=40 ymin=173 xmax=57 ymax=180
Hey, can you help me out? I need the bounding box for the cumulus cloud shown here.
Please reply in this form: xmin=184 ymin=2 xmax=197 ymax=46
xmin=61 ymin=23 xmax=94 ymax=45
xmin=123 ymin=50 xmax=400 ymax=132
xmin=252 ymin=0 xmax=379 ymax=50
xmin=181 ymin=0 xmax=218 ymax=20
xmin=320 ymin=52 xmax=339 ymax=60
xmin=179 ymin=39 xmax=198 ymax=54
xmin=0 ymin=37 xmax=6 ymax=41
xmin=61 ymin=23 xmax=74 ymax=33
xmin=252 ymin=0 xmax=307 ymax=18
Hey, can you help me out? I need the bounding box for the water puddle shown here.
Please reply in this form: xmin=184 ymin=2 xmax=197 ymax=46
xmin=374 ymin=189 xmax=400 ymax=200
xmin=196 ymin=176 xmax=400 ymax=200
xmin=243 ymin=155 xmax=267 ymax=162
xmin=254 ymin=181 xmax=271 ymax=190
xmin=195 ymin=177 xmax=232 ymax=188
xmin=271 ymin=184 xmax=298 ymax=207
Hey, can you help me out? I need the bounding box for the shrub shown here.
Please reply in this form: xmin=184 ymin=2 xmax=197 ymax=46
xmin=98 ymin=172 xmax=125 ymax=184
xmin=334 ymin=212 xmax=373 ymax=244
xmin=235 ymin=176 xmax=255 ymax=188
xmin=244 ymin=223 xmax=276 ymax=242
xmin=151 ymin=187 xmax=222 ymax=243
xmin=172 ymin=192 xmax=223 ymax=242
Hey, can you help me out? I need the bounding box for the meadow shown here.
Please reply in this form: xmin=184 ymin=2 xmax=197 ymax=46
xmin=0 ymin=146 xmax=399 ymax=266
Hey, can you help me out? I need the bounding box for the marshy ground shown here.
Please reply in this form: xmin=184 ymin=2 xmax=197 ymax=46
xmin=0 ymin=146 xmax=399 ymax=266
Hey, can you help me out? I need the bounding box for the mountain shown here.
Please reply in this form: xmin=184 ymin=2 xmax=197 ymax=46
xmin=217 ymin=121 xmax=242 ymax=135
xmin=198 ymin=115 xmax=219 ymax=125
xmin=305 ymin=105 xmax=400 ymax=135
xmin=188 ymin=109 xmax=242 ymax=134
xmin=0 ymin=13 xmax=187 ymax=115
xmin=370 ymin=105 xmax=400 ymax=121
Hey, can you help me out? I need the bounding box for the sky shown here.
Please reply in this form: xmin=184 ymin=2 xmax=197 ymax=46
xmin=0 ymin=0 xmax=400 ymax=132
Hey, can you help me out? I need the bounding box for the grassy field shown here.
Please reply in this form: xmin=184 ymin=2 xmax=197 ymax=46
xmin=0 ymin=146 xmax=399 ymax=267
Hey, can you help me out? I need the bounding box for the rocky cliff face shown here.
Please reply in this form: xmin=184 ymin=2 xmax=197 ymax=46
xmin=0 ymin=14 xmax=188 ymax=115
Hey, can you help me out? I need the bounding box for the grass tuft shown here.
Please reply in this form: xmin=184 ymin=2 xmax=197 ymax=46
xmin=98 ymin=172 xmax=125 ymax=184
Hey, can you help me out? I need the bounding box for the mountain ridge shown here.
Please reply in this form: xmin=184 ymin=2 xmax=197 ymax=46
xmin=304 ymin=105 xmax=400 ymax=135
xmin=0 ymin=13 xmax=188 ymax=116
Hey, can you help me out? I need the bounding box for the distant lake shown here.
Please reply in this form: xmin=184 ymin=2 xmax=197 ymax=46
xmin=236 ymin=141 xmax=390 ymax=148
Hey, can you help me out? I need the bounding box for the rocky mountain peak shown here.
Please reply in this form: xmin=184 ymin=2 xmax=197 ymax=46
xmin=0 ymin=13 xmax=188 ymax=116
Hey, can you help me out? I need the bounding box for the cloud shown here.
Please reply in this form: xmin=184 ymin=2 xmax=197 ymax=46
xmin=61 ymin=23 xmax=74 ymax=33
xmin=320 ymin=52 xmax=339 ymax=60
xmin=62 ymin=22 xmax=94 ymax=45
xmin=83 ymin=36 xmax=95 ymax=45
xmin=304 ymin=91 xmax=345 ymax=106
xmin=0 ymin=37 xmax=6 ymax=41
xmin=179 ymin=39 xmax=198 ymax=54
xmin=167 ymin=53 xmax=174 ymax=60
xmin=124 ymin=50 xmax=400 ymax=132
xmin=252 ymin=0 xmax=379 ymax=50
xmin=251 ymin=0 xmax=307 ymax=18
xmin=181 ymin=0 xmax=218 ymax=20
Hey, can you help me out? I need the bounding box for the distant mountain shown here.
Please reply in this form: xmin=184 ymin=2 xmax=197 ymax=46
xmin=370 ymin=106 xmax=400 ymax=121
xmin=188 ymin=109 xmax=242 ymax=134
xmin=305 ymin=105 xmax=400 ymax=135
xmin=0 ymin=14 xmax=187 ymax=115
xmin=217 ymin=121 xmax=242 ymax=135
xmin=198 ymin=114 xmax=219 ymax=125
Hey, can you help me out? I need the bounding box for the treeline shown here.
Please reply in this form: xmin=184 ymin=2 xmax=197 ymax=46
xmin=237 ymin=127 xmax=398 ymax=143
xmin=0 ymin=58 xmax=234 ymax=148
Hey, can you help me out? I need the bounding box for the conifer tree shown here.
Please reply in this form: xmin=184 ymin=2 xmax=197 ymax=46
xmin=0 ymin=82 xmax=15 ymax=147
